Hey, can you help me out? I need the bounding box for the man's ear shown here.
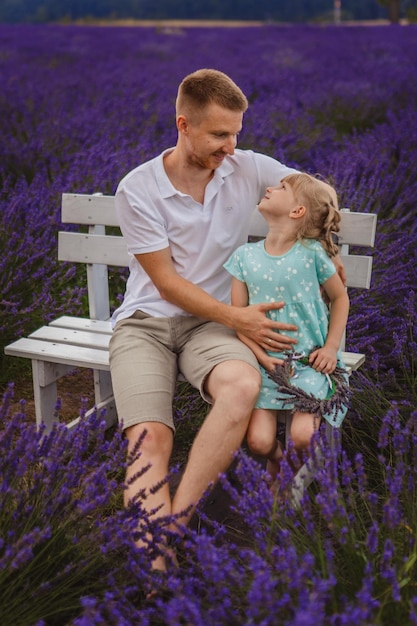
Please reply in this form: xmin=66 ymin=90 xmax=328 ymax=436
xmin=290 ymin=205 xmax=306 ymax=219
xmin=177 ymin=114 xmax=188 ymax=133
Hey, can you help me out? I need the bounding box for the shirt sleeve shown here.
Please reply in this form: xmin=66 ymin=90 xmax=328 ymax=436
xmin=313 ymin=241 xmax=337 ymax=285
xmin=251 ymin=152 xmax=299 ymax=203
xmin=115 ymin=183 xmax=169 ymax=255
xmin=223 ymin=247 xmax=246 ymax=282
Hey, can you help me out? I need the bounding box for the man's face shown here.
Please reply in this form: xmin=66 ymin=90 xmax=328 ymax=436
xmin=179 ymin=102 xmax=243 ymax=171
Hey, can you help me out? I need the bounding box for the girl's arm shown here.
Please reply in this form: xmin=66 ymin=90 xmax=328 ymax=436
xmin=231 ymin=277 xmax=284 ymax=371
xmin=309 ymin=272 xmax=349 ymax=374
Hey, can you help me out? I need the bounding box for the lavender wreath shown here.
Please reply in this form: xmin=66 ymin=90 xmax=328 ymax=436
xmin=268 ymin=350 xmax=351 ymax=423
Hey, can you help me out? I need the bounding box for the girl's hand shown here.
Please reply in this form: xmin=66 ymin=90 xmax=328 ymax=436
xmin=308 ymin=346 xmax=337 ymax=374
xmin=259 ymin=354 xmax=284 ymax=372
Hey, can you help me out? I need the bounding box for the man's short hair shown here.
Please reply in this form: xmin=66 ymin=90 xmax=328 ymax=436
xmin=176 ymin=69 xmax=248 ymax=119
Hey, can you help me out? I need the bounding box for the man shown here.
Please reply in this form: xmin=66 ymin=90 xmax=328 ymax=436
xmin=109 ymin=68 xmax=341 ymax=566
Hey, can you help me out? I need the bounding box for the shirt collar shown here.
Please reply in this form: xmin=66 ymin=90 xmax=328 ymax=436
xmin=154 ymin=148 xmax=235 ymax=199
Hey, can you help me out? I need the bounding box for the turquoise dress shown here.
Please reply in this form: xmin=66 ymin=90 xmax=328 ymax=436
xmin=224 ymin=239 xmax=348 ymax=427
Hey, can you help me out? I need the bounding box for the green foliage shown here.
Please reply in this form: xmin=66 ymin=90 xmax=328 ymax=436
xmin=0 ymin=0 xmax=403 ymax=23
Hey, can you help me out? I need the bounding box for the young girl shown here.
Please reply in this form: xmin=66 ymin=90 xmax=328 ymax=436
xmin=224 ymin=173 xmax=350 ymax=482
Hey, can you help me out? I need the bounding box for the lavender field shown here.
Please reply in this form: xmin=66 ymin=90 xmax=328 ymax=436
xmin=1 ymin=23 xmax=417 ymax=625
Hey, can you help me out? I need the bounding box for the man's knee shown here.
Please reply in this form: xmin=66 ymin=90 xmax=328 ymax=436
xmin=125 ymin=421 xmax=174 ymax=460
xmin=208 ymin=360 xmax=261 ymax=406
xmin=233 ymin=369 xmax=261 ymax=406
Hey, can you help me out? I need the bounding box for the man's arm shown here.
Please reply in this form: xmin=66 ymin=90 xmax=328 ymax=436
xmin=135 ymin=248 xmax=297 ymax=351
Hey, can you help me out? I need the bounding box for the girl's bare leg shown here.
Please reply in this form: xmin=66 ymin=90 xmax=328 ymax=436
xmin=290 ymin=411 xmax=321 ymax=468
xmin=246 ymin=408 xmax=282 ymax=481
xmin=265 ymin=440 xmax=284 ymax=481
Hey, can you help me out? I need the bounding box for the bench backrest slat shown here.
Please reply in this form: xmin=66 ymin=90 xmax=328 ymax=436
xmin=62 ymin=193 xmax=120 ymax=227
xmin=58 ymin=230 xmax=373 ymax=290
xmin=341 ymin=255 xmax=373 ymax=289
xmin=62 ymin=193 xmax=377 ymax=249
xmin=59 ymin=193 xmax=376 ymax=319
xmin=338 ymin=210 xmax=377 ymax=247
xmin=248 ymin=206 xmax=377 ymax=247
xmin=58 ymin=231 xmax=130 ymax=266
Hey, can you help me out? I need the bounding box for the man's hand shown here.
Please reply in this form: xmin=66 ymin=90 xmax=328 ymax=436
xmin=232 ymin=302 xmax=298 ymax=352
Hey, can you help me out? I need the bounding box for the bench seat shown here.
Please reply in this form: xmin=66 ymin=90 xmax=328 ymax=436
xmin=5 ymin=315 xmax=365 ymax=373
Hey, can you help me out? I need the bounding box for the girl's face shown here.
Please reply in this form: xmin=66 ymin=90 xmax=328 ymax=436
xmin=258 ymin=180 xmax=298 ymax=216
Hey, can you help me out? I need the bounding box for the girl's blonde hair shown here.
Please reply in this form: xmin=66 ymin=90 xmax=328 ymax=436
xmin=283 ymin=173 xmax=341 ymax=257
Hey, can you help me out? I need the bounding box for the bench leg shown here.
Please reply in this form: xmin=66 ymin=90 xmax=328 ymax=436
xmin=31 ymin=360 xmax=71 ymax=432
xmin=93 ymin=369 xmax=112 ymax=404
xmin=287 ymin=417 xmax=338 ymax=507
xmin=93 ymin=370 xmax=117 ymax=428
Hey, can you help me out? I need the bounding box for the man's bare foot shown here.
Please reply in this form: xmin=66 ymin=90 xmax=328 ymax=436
xmin=146 ymin=539 xmax=179 ymax=600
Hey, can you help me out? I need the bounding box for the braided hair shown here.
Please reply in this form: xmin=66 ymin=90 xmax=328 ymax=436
xmin=283 ymin=173 xmax=341 ymax=257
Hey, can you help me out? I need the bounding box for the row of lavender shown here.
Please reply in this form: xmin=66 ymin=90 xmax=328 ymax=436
xmin=1 ymin=23 xmax=416 ymax=624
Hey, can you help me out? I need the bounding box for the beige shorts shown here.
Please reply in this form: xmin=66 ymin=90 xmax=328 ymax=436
xmin=109 ymin=311 xmax=259 ymax=431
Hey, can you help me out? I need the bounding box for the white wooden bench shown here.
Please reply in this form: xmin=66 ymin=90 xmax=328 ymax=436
xmin=4 ymin=193 xmax=377 ymax=438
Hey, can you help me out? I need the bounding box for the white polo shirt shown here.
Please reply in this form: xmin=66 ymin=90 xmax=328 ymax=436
xmin=111 ymin=148 xmax=297 ymax=326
